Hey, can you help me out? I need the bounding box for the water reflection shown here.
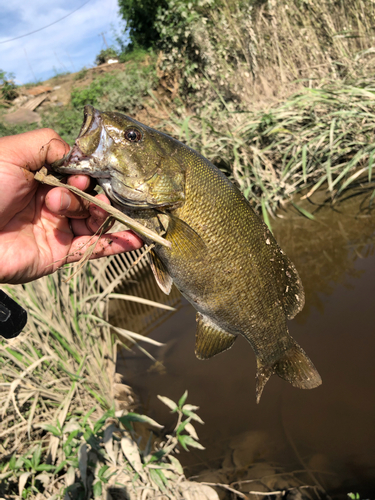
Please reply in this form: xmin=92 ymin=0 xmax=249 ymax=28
xmin=272 ymin=192 xmax=375 ymax=320
xmin=115 ymin=192 xmax=375 ymax=498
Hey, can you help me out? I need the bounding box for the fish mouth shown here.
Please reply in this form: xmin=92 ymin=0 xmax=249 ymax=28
xmin=52 ymin=142 xmax=112 ymax=180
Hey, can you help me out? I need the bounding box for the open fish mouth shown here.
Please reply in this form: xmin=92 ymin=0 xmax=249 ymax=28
xmin=51 ymin=144 xmax=110 ymax=179
xmin=67 ymin=145 xmax=92 ymax=166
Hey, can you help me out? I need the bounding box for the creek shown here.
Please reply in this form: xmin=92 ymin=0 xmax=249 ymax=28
xmin=113 ymin=190 xmax=375 ymax=499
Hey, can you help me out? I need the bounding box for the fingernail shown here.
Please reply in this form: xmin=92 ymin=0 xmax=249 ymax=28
xmin=60 ymin=192 xmax=71 ymax=211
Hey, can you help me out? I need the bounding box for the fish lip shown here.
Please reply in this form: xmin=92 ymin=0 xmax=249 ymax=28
xmin=52 ymin=145 xmax=111 ymax=179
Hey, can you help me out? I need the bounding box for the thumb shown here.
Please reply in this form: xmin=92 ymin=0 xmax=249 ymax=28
xmin=0 ymin=128 xmax=70 ymax=172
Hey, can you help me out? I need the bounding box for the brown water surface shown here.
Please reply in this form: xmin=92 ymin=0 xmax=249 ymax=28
xmin=115 ymin=191 xmax=375 ymax=498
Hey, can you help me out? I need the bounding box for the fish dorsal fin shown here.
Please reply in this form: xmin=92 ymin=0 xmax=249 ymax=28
xmin=164 ymin=213 xmax=206 ymax=259
xmin=148 ymin=249 xmax=173 ymax=295
xmin=195 ymin=312 xmax=237 ymax=360
xmin=277 ymin=250 xmax=305 ymax=319
xmin=267 ymin=234 xmax=305 ymax=319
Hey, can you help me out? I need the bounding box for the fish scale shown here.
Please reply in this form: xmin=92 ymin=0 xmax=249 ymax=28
xmin=53 ymin=105 xmax=322 ymax=402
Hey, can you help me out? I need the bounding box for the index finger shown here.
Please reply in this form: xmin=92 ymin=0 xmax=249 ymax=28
xmin=0 ymin=128 xmax=70 ymax=172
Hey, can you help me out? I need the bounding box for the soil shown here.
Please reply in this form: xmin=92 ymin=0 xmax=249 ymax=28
xmin=3 ymin=61 xmax=174 ymax=132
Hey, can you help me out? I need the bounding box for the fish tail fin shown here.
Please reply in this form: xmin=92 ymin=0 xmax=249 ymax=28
xmin=255 ymin=340 xmax=322 ymax=404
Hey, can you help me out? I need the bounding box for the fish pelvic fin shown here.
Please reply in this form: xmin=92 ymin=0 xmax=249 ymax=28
xmin=195 ymin=313 xmax=237 ymax=360
xmin=255 ymin=340 xmax=322 ymax=404
xmin=148 ymin=249 xmax=173 ymax=295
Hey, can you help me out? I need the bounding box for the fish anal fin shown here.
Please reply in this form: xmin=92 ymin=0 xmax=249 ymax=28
xmin=195 ymin=312 xmax=237 ymax=360
xmin=256 ymin=340 xmax=322 ymax=404
xmin=255 ymin=362 xmax=274 ymax=404
xmin=148 ymin=249 xmax=173 ymax=295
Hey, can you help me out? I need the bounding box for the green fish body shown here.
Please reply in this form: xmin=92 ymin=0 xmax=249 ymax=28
xmin=54 ymin=105 xmax=321 ymax=402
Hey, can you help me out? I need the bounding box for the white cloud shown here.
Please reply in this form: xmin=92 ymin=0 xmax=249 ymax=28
xmin=0 ymin=0 xmax=127 ymax=84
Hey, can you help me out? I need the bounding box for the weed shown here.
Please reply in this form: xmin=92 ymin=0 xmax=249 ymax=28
xmin=0 ymin=70 xmax=18 ymax=103
xmin=0 ymin=257 xmax=214 ymax=499
xmin=41 ymin=106 xmax=84 ymax=145
xmin=119 ymin=47 xmax=153 ymax=64
xmin=165 ymin=78 xmax=375 ymax=214
xmin=74 ymin=67 xmax=89 ymax=81
xmin=71 ymin=55 xmax=158 ymax=115
xmin=52 ymin=70 xmax=71 ymax=79
xmin=0 ymin=120 xmax=39 ymax=138
xmin=95 ymin=48 xmax=119 ymax=66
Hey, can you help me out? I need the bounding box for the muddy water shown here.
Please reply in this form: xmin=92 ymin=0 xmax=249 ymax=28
xmin=114 ymin=192 xmax=375 ymax=498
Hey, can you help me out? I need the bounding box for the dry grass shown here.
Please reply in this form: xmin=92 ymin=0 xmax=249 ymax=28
xmin=163 ymin=78 xmax=375 ymax=219
xmin=0 ymin=256 xmax=217 ymax=499
xmin=152 ymin=0 xmax=375 ymax=216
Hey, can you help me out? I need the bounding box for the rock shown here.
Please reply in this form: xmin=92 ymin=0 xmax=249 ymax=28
xmin=229 ymin=431 xmax=270 ymax=468
xmin=194 ymin=470 xmax=229 ymax=500
xmin=179 ymin=481 xmax=220 ymax=500
xmin=222 ymin=449 xmax=234 ymax=470
xmin=242 ymin=462 xmax=276 ymax=482
xmin=4 ymin=108 xmax=41 ymax=125
xmin=11 ymin=95 xmax=29 ymax=107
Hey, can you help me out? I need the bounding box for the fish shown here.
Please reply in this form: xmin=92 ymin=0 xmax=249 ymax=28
xmin=53 ymin=105 xmax=322 ymax=402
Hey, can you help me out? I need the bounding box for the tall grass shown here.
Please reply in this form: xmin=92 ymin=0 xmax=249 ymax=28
xmin=0 ymin=256 xmax=216 ymax=499
xmin=163 ymin=78 xmax=375 ymax=214
xmin=157 ymin=0 xmax=375 ymax=104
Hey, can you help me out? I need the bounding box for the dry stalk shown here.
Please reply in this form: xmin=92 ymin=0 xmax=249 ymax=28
xmin=33 ymin=167 xmax=171 ymax=249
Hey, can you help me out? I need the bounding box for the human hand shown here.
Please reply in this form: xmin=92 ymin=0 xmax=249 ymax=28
xmin=0 ymin=128 xmax=143 ymax=284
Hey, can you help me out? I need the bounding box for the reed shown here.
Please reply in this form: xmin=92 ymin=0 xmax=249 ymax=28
xmin=0 ymin=256 xmax=213 ymax=499
xmin=164 ymin=78 xmax=375 ymax=215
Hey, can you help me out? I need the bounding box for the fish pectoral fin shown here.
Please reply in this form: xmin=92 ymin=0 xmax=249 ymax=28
xmin=164 ymin=213 xmax=206 ymax=259
xmin=255 ymin=339 xmax=322 ymax=404
xmin=148 ymin=249 xmax=173 ymax=295
xmin=195 ymin=312 xmax=237 ymax=360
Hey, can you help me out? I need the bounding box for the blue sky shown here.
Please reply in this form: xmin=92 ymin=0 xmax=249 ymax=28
xmin=0 ymin=0 xmax=128 ymax=84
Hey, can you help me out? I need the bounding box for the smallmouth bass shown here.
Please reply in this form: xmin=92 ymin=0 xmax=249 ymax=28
xmin=53 ymin=105 xmax=321 ymax=402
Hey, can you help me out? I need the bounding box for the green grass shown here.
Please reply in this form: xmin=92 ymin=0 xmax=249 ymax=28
xmin=165 ymin=78 xmax=375 ymax=214
xmin=71 ymin=53 xmax=158 ymax=116
xmin=0 ymin=256 xmax=212 ymax=499
xmin=0 ymin=120 xmax=39 ymax=138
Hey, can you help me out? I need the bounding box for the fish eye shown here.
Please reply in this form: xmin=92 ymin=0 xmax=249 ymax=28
xmin=124 ymin=129 xmax=142 ymax=142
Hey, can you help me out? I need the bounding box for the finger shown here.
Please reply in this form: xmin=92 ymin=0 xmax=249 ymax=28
xmin=66 ymin=231 xmax=144 ymax=263
xmin=70 ymin=195 xmax=114 ymax=235
xmin=86 ymin=194 xmax=113 ymax=233
xmin=0 ymin=128 xmax=69 ymax=171
xmin=45 ymin=187 xmax=90 ymax=218
xmin=70 ymin=218 xmax=92 ymax=236
xmin=67 ymin=174 xmax=95 ymax=192
xmin=70 ymin=214 xmax=115 ymax=237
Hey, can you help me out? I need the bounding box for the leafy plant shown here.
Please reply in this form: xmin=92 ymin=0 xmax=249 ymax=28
xmin=118 ymin=0 xmax=168 ymax=50
xmin=157 ymin=391 xmax=205 ymax=453
xmin=0 ymin=256 xmax=216 ymax=499
xmin=95 ymin=48 xmax=119 ymax=66
xmin=0 ymin=69 xmax=18 ymax=102
xmin=71 ymin=56 xmax=158 ymax=115
xmin=74 ymin=67 xmax=89 ymax=81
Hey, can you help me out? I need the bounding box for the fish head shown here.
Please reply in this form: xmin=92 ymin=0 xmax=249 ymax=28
xmin=54 ymin=105 xmax=186 ymax=209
